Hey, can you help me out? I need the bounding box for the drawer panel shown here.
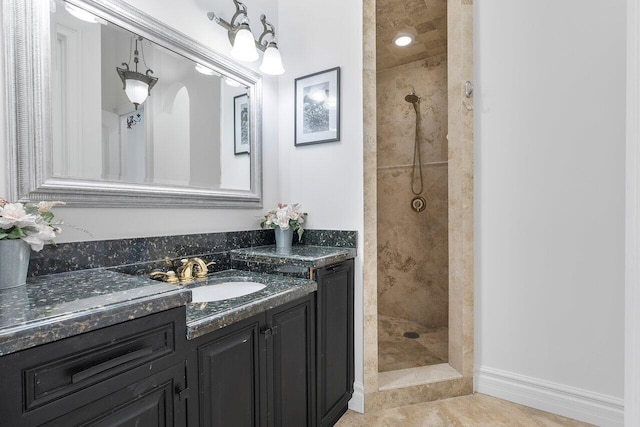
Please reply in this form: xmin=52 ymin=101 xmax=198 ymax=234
xmin=25 ymin=322 xmax=175 ymax=410
xmin=0 ymin=306 xmax=186 ymax=422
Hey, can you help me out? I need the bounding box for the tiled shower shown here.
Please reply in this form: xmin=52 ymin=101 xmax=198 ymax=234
xmin=376 ymin=0 xmax=449 ymax=371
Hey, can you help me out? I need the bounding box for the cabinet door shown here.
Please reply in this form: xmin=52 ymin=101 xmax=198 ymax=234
xmin=316 ymin=259 xmax=354 ymax=427
xmin=266 ymin=294 xmax=316 ymax=427
xmin=195 ymin=315 xmax=266 ymax=427
xmin=42 ymin=362 xmax=186 ymax=427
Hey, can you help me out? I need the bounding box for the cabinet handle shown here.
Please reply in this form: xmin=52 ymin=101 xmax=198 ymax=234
xmin=327 ymin=264 xmax=346 ymax=273
xmin=71 ymin=347 xmax=154 ymax=384
xmin=260 ymin=326 xmax=279 ymax=338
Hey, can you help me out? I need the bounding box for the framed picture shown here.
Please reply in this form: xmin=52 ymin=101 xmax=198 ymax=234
xmin=234 ymin=93 xmax=250 ymax=155
xmin=294 ymin=67 xmax=340 ymax=146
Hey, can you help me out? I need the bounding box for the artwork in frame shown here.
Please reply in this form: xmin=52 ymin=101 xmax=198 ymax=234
xmin=294 ymin=67 xmax=340 ymax=146
xmin=234 ymin=93 xmax=250 ymax=155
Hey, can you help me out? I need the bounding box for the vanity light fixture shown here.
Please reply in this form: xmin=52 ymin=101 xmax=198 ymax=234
xmin=195 ymin=63 xmax=244 ymax=88
xmin=64 ymin=2 xmax=107 ymax=25
xmin=195 ymin=63 xmax=216 ymax=75
xmin=394 ymin=32 xmax=414 ymax=47
xmin=116 ymin=36 xmax=158 ymax=110
xmin=207 ymin=0 xmax=285 ymax=75
xmin=224 ymin=76 xmax=243 ymax=87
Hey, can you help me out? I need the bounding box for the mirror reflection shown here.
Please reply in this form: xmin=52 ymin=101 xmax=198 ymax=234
xmin=49 ymin=0 xmax=251 ymax=191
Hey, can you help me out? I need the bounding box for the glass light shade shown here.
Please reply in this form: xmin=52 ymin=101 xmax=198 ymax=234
xmin=259 ymin=45 xmax=285 ymax=75
xmin=124 ymin=78 xmax=149 ymax=107
xmin=231 ymin=26 xmax=259 ymax=62
xmin=224 ymin=77 xmax=242 ymax=87
xmin=65 ymin=3 xmax=105 ymax=24
xmin=195 ymin=64 xmax=215 ymax=75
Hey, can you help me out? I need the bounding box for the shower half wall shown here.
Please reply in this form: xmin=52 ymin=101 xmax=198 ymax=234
xmin=377 ymin=54 xmax=448 ymax=372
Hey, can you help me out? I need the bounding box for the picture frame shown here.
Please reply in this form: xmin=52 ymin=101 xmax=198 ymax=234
xmin=294 ymin=67 xmax=340 ymax=146
xmin=234 ymin=93 xmax=250 ymax=155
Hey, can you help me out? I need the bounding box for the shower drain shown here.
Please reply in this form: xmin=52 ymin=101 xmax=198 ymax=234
xmin=403 ymin=332 xmax=420 ymax=339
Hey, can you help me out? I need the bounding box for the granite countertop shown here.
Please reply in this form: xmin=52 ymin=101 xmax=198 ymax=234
xmin=0 ymin=269 xmax=191 ymax=356
xmin=185 ymin=269 xmax=317 ymax=339
xmin=231 ymin=245 xmax=356 ymax=268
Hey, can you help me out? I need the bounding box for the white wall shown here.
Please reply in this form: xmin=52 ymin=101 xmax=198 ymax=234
xmin=0 ymin=0 xmax=280 ymax=241
xmin=277 ymin=0 xmax=364 ymax=411
xmin=474 ymin=1 xmax=626 ymax=425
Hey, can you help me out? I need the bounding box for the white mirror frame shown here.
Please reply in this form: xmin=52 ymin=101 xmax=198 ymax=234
xmin=3 ymin=0 xmax=263 ymax=208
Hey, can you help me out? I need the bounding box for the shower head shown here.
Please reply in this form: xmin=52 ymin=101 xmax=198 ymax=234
xmin=405 ymin=92 xmax=421 ymax=104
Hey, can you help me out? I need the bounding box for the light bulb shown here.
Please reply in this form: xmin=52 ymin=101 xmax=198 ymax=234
xmin=259 ymin=44 xmax=285 ymax=75
xmin=231 ymin=25 xmax=259 ymax=62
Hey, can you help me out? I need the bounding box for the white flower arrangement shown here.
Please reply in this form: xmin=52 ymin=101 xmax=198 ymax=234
xmin=260 ymin=203 xmax=308 ymax=240
xmin=0 ymin=198 xmax=65 ymax=252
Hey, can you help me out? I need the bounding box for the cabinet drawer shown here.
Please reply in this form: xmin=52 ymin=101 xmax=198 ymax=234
xmin=0 ymin=307 xmax=186 ymax=423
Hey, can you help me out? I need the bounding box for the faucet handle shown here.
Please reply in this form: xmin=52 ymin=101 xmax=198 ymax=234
xmin=149 ymin=270 xmax=179 ymax=284
xmin=191 ymin=257 xmax=215 ymax=279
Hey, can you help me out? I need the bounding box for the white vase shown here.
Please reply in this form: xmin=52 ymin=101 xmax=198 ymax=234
xmin=274 ymin=226 xmax=294 ymax=249
xmin=0 ymin=239 xmax=30 ymax=289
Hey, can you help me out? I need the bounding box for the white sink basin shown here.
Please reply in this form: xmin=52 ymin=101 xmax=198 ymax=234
xmin=190 ymin=281 xmax=266 ymax=302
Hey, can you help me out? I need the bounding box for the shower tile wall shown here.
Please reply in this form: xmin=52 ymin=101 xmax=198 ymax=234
xmin=377 ymin=54 xmax=448 ymax=328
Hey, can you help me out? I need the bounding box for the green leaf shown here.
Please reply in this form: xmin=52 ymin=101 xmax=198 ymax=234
xmin=40 ymin=211 xmax=54 ymax=222
xmin=7 ymin=227 xmax=26 ymax=239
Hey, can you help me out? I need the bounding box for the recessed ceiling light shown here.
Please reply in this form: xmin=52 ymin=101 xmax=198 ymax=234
xmin=394 ymin=33 xmax=414 ymax=47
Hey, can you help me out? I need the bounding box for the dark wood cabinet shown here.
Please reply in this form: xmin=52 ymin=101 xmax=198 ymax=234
xmin=189 ymin=293 xmax=315 ymax=427
xmin=0 ymin=307 xmax=187 ymax=427
xmin=267 ymin=296 xmax=316 ymax=427
xmin=191 ymin=315 xmax=266 ymax=427
xmin=316 ymin=259 xmax=355 ymax=427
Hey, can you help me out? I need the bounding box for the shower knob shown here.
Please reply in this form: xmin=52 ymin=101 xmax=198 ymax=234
xmin=411 ymin=196 xmax=426 ymax=213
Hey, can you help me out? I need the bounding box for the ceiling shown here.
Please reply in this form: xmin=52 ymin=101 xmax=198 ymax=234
xmin=376 ymin=0 xmax=447 ymax=71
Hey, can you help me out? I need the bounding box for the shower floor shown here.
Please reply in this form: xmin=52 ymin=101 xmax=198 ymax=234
xmin=378 ymin=315 xmax=448 ymax=372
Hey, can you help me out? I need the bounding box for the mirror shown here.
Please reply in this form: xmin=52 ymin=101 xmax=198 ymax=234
xmin=4 ymin=0 xmax=263 ymax=207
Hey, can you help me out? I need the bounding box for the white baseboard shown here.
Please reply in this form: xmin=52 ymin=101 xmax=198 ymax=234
xmin=348 ymin=381 xmax=365 ymax=413
xmin=475 ymin=366 xmax=623 ymax=427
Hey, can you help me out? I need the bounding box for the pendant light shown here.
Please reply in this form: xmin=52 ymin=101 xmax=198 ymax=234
xmin=116 ymin=36 xmax=158 ymax=110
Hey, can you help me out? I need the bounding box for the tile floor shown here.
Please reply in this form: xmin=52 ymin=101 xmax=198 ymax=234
xmin=335 ymin=393 xmax=594 ymax=426
xmin=378 ymin=315 xmax=448 ymax=372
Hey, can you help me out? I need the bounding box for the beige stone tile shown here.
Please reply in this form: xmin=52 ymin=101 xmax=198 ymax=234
xmin=379 ymin=364 xmax=462 ymax=390
xmin=338 ymin=394 xmax=594 ymax=427
xmin=378 ymin=315 xmax=448 ymax=372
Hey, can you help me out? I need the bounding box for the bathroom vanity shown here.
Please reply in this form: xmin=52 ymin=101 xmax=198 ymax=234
xmin=0 ymin=243 xmax=355 ymax=427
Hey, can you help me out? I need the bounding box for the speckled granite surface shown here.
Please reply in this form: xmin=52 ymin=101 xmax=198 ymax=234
xmin=299 ymin=230 xmax=357 ymax=248
xmin=28 ymin=230 xmax=275 ymax=277
xmin=1 ymin=229 xmax=356 ymax=353
xmin=0 ymin=270 xmax=190 ymax=356
xmin=185 ymin=270 xmax=317 ymax=339
xmin=231 ymin=245 xmax=357 ymax=269
xmin=27 ymin=229 xmax=357 ymax=277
